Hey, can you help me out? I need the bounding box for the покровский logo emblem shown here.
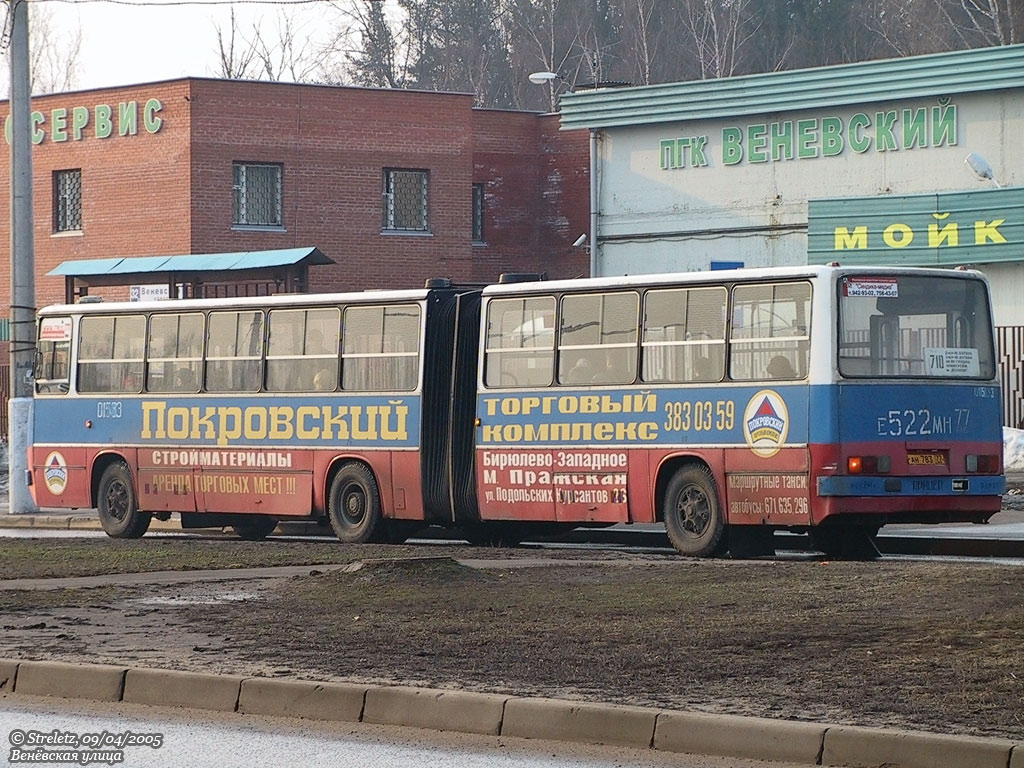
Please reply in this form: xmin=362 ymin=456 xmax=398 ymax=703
xmin=742 ymin=390 xmax=789 ymax=458
xmin=43 ymin=451 xmax=68 ymax=495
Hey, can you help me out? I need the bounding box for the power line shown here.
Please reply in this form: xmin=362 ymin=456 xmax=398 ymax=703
xmin=36 ymin=0 xmax=331 ymax=7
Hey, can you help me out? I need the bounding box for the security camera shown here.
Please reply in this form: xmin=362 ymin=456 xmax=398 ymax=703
xmin=572 ymin=233 xmax=587 ymax=247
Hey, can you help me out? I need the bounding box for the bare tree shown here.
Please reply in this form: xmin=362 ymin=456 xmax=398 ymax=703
xmin=252 ymin=10 xmax=321 ymax=82
xmin=0 ymin=2 xmax=82 ymax=96
xmin=619 ymin=0 xmax=661 ymax=85
xmin=680 ymin=0 xmax=766 ymax=79
xmin=328 ymin=0 xmax=408 ymax=87
xmin=213 ymin=6 xmax=322 ymax=82
xmin=936 ymin=0 xmax=1021 ymax=46
xmin=508 ymin=0 xmax=580 ymax=109
xmin=214 ymin=6 xmax=260 ymax=79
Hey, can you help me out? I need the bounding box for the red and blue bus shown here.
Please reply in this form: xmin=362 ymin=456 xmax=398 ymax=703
xmin=30 ymin=265 xmax=1005 ymax=557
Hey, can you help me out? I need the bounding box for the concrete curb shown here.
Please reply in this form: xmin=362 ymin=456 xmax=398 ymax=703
xmin=238 ymin=678 xmax=366 ymax=722
xmin=0 ymin=659 xmax=19 ymax=693
xmin=654 ymin=710 xmax=826 ymax=764
xmin=123 ymin=668 xmax=242 ymax=712
xmin=363 ymin=686 xmax=507 ymax=735
xmin=3 ymin=658 xmax=1021 ymax=766
xmin=821 ymin=725 xmax=1019 ymax=768
xmin=502 ymin=697 xmax=657 ymax=748
xmin=13 ymin=660 xmax=125 ymax=702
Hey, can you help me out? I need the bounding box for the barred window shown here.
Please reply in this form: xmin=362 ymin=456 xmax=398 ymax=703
xmin=233 ymin=163 xmax=282 ymax=227
xmin=382 ymin=169 xmax=428 ymax=232
xmin=54 ymin=169 xmax=82 ymax=232
xmin=472 ymin=183 xmax=485 ymax=243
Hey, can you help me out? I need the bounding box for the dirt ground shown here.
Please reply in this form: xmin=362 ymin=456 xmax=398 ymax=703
xmin=1 ymin=538 xmax=1022 ymax=740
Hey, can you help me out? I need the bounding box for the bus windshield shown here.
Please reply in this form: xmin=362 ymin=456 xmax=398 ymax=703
xmin=837 ymin=274 xmax=995 ymax=379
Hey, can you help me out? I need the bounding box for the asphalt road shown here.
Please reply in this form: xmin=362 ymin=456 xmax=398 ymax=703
xmin=0 ymin=696 xmax=807 ymax=768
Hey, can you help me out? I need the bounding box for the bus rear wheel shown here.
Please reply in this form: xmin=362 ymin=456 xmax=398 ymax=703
xmin=327 ymin=463 xmax=385 ymax=544
xmin=663 ymin=465 xmax=725 ymax=558
xmin=97 ymin=461 xmax=151 ymax=539
xmin=231 ymin=516 xmax=278 ymax=541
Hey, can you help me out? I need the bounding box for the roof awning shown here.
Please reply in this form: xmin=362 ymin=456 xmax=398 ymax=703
xmin=49 ymin=247 xmax=333 ymax=279
xmin=48 ymin=247 xmax=334 ymax=302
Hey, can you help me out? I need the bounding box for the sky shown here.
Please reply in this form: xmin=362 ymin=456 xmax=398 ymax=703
xmin=44 ymin=0 xmax=332 ymax=92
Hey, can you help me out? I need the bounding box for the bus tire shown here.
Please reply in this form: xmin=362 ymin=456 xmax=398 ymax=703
xmin=327 ymin=463 xmax=385 ymax=544
xmin=97 ymin=462 xmax=151 ymax=539
xmin=231 ymin=517 xmax=278 ymax=541
xmin=663 ymin=465 xmax=725 ymax=558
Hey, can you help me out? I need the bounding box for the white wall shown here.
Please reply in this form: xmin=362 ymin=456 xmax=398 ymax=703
xmin=596 ymin=90 xmax=1022 ymax=289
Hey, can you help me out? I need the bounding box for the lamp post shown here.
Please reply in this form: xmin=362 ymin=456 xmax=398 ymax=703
xmin=8 ymin=0 xmax=38 ymax=513
xmin=528 ymin=71 xmax=599 ymax=278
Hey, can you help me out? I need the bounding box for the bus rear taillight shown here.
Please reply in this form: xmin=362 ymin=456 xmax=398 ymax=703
xmin=847 ymin=455 xmax=891 ymax=474
xmin=966 ymin=454 xmax=999 ymax=473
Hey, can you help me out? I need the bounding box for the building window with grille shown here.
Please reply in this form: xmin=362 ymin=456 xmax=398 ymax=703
xmin=53 ymin=169 xmax=82 ymax=233
xmin=472 ymin=183 xmax=485 ymax=244
xmin=233 ymin=162 xmax=283 ymax=227
xmin=382 ymin=169 xmax=428 ymax=232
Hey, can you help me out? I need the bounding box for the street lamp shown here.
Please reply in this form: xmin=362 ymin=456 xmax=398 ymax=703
xmin=528 ymin=71 xmax=559 ymax=85
xmin=527 ymin=70 xmax=598 ymax=278
xmin=964 ymin=152 xmax=1001 ymax=188
xmin=527 ymin=71 xmax=571 ymax=112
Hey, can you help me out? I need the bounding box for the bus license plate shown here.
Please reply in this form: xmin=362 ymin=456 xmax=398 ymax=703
xmin=908 ymin=453 xmax=945 ymax=466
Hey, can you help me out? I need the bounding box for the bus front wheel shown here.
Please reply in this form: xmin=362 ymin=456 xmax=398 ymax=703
xmin=663 ymin=465 xmax=725 ymax=558
xmin=97 ymin=462 xmax=151 ymax=539
xmin=327 ymin=463 xmax=385 ymax=544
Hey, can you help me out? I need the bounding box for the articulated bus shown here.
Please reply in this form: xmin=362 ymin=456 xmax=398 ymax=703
xmin=30 ymin=265 xmax=1005 ymax=558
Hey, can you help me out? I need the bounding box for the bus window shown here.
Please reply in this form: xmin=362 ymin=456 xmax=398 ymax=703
xmin=341 ymin=304 xmax=420 ymax=392
xmin=838 ymin=275 xmax=994 ymax=379
xmin=267 ymin=308 xmax=340 ymax=392
xmin=642 ymin=286 xmax=726 ymax=383
xmin=558 ymin=292 xmax=638 ymax=385
xmin=206 ymin=311 xmax=264 ymax=392
xmin=146 ymin=313 xmax=204 ymax=393
xmin=35 ymin=316 xmax=72 ymax=395
xmin=78 ymin=315 xmax=146 ymax=393
xmin=483 ymin=296 xmax=554 ymax=388
xmin=729 ymin=282 xmax=810 ymax=381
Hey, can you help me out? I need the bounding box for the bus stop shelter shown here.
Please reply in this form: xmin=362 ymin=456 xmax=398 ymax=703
xmin=48 ymin=247 xmax=334 ymax=304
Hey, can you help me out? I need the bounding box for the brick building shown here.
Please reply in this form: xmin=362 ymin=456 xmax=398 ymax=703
xmin=0 ymin=78 xmax=590 ymax=321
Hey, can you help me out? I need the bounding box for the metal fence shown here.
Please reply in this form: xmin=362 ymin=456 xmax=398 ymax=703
xmin=996 ymin=326 xmax=1024 ymax=429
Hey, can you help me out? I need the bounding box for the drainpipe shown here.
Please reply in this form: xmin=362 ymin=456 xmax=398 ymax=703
xmin=589 ymin=129 xmax=599 ymax=278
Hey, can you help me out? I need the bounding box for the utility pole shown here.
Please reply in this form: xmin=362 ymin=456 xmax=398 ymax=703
xmin=8 ymin=0 xmax=38 ymax=513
